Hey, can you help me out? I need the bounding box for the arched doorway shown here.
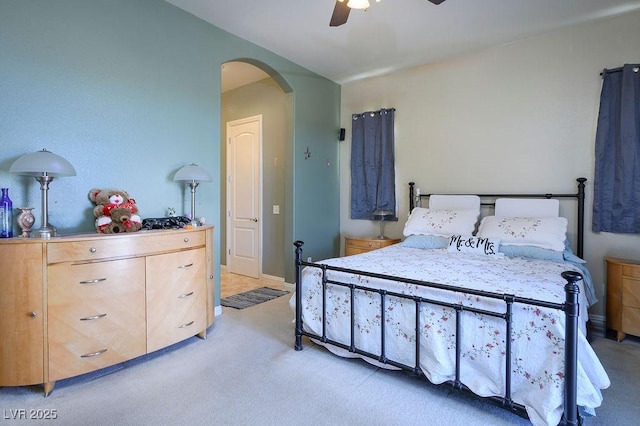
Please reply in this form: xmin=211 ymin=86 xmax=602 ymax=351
xmin=220 ymin=60 xmax=294 ymax=297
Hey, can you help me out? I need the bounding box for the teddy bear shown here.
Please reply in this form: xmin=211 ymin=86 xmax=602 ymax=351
xmin=88 ymin=188 xmax=142 ymax=234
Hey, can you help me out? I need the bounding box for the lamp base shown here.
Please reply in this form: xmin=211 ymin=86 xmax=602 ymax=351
xmin=376 ymin=235 xmax=390 ymax=240
xmin=31 ymin=224 xmax=57 ymax=239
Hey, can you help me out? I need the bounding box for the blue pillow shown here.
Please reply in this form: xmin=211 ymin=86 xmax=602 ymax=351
xmin=562 ymin=241 xmax=586 ymax=264
xmin=498 ymin=244 xmax=564 ymax=262
xmin=401 ymin=235 xmax=449 ymax=249
xmin=498 ymin=240 xmax=586 ymax=264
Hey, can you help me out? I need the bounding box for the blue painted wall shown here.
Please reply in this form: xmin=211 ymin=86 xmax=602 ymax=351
xmin=0 ymin=0 xmax=341 ymax=300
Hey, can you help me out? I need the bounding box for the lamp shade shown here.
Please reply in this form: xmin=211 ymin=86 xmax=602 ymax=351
xmin=173 ymin=163 xmax=212 ymax=182
xmin=372 ymin=209 xmax=393 ymax=219
xmin=347 ymin=0 xmax=371 ymax=9
xmin=10 ymin=149 xmax=76 ymax=177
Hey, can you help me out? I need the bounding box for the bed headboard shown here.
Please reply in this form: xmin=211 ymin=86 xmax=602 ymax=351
xmin=408 ymin=178 xmax=587 ymax=258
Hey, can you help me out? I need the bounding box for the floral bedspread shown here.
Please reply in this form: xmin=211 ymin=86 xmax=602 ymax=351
xmin=293 ymin=244 xmax=610 ymax=426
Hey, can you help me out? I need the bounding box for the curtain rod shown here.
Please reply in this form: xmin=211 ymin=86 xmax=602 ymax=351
xmin=600 ymin=66 xmax=640 ymax=77
xmin=600 ymin=67 xmax=622 ymax=76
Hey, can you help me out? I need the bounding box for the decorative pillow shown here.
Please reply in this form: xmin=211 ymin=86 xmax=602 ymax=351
xmin=447 ymin=235 xmax=501 ymax=256
xmin=498 ymin=240 xmax=586 ymax=263
xmin=402 ymin=208 xmax=479 ymax=237
xmin=401 ymin=234 xmax=449 ymax=249
xmin=499 ymin=245 xmax=564 ymax=262
xmin=477 ymin=216 xmax=568 ymax=252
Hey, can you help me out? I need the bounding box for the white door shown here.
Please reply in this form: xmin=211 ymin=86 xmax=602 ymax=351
xmin=226 ymin=115 xmax=262 ymax=278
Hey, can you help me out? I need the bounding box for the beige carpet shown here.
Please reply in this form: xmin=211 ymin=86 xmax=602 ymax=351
xmin=1 ymin=296 xmax=638 ymax=425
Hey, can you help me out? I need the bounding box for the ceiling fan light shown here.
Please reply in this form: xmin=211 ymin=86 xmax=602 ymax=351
xmin=347 ymin=0 xmax=371 ymax=10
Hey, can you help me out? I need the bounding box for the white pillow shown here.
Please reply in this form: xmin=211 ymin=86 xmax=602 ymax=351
xmin=477 ymin=216 xmax=568 ymax=252
xmin=403 ymin=208 xmax=479 ymax=237
xmin=495 ymin=198 xmax=559 ymax=217
xmin=447 ymin=235 xmax=501 ymax=256
xmin=429 ymin=195 xmax=480 ymax=211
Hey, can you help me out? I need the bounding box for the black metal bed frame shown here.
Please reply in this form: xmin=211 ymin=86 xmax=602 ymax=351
xmin=294 ymin=178 xmax=587 ymax=425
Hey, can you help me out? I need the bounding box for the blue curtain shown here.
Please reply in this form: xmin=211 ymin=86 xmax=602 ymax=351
xmin=350 ymin=108 xmax=396 ymax=220
xmin=593 ymin=64 xmax=640 ymax=233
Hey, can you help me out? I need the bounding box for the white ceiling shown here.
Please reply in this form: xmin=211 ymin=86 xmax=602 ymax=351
xmin=165 ymin=0 xmax=640 ymax=86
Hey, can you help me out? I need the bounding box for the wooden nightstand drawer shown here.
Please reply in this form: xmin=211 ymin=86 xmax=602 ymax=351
xmin=349 ymin=238 xmax=384 ymax=249
xmin=606 ymin=257 xmax=640 ymax=341
xmin=622 ymin=306 xmax=640 ymax=337
xmin=622 ymin=278 xmax=640 ymax=308
xmin=623 ymin=265 xmax=640 ymax=279
xmin=345 ymin=237 xmax=400 ymax=256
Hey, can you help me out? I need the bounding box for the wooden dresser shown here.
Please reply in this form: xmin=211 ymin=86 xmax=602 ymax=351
xmin=344 ymin=236 xmax=400 ymax=256
xmin=0 ymin=226 xmax=215 ymax=394
xmin=605 ymin=257 xmax=640 ymax=341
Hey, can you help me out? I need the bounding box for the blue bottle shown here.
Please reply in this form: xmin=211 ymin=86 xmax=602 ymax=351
xmin=0 ymin=188 xmax=13 ymax=238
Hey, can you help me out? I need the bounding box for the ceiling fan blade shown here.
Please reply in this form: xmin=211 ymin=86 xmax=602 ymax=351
xmin=330 ymin=1 xmax=350 ymax=27
xmin=427 ymin=0 xmax=447 ymax=4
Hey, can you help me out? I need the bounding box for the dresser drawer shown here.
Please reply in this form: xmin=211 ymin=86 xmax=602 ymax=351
xmin=147 ymin=292 xmax=206 ymax=353
xmin=48 ymin=258 xmax=146 ymax=381
xmin=47 ymin=229 xmax=206 ymax=264
xmin=48 ymin=258 xmax=145 ymax=305
xmin=146 ymin=248 xmax=206 ymax=352
xmin=48 ymin=312 xmax=146 ymax=381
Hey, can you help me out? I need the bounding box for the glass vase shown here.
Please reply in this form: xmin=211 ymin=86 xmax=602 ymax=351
xmin=0 ymin=188 xmax=13 ymax=238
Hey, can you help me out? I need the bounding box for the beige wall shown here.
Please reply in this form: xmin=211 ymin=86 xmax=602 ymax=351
xmin=221 ymin=77 xmax=288 ymax=278
xmin=339 ymin=11 xmax=640 ymax=321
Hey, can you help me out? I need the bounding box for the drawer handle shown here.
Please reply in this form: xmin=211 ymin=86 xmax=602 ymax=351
xmin=89 ymin=247 xmax=97 ymax=253
xmin=368 ymin=243 xmax=372 ymax=247
xmin=178 ymin=263 xmax=194 ymax=269
xmin=184 ymin=238 xmax=189 ymax=243
xmin=178 ymin=321 xmax=195 ymax=329
xmin=178 ymin=292 xmax=194 ymax=299
xmin=80 ymin=348 xmax=108 ymax=358
xmin=79 ymin=278 xmax=107 ymax=285
xmin=29 ymin=311 xmax=38 ymax=318
xmin=80 ymin=313 xmax=107 ymax=321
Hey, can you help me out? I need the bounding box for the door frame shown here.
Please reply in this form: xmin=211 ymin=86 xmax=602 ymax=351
xmin=225 ymin=114 xmax=263 ymax=277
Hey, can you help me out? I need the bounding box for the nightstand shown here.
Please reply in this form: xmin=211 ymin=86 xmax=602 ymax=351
xmin=344 ymin=236 xmax=400 ymax=256
xmin=605 ymin=257 xmax=640 ymax=341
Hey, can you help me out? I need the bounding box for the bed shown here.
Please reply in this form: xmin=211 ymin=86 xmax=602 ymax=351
xmin=291 ymin=178 xmax=610 ymax=426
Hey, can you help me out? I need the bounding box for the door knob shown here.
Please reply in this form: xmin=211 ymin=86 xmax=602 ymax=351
xmin=252 ymin=218 xmax=258 ymax=222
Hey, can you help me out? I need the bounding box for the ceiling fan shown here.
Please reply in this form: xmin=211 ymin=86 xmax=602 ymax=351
xmin=330 ymin=0 xmax=447 ymax=27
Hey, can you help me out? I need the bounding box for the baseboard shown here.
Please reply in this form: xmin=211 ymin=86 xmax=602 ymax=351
xmin=284 ymin=282 xmax=295 ymax=293
xmin=261 ymin=273 xmax=284 ymax=282
xmin=589 ymin=314 xmax=605 ymax=333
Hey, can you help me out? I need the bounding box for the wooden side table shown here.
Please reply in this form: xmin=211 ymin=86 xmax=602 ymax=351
xmin=345 ymin=236 xmax=400 ymax=256
xmin=605 ymin=257 xmax=640 ymax=341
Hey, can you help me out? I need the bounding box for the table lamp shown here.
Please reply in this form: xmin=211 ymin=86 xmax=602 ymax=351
xmin=10 ymin=149 xmax=76 ymax=238
xmin=173 ymin=163 xmax=212 ymax=225
xmin=372 ymin=208 xmax=393 ymax=239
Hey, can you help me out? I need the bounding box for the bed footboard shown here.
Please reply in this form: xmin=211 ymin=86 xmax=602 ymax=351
xmin=293 ymin=241 xmax=582 ymax=425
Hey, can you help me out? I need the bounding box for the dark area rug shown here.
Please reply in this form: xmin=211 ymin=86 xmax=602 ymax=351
xmin=221 ymin=287 xmax=290 ymax=309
